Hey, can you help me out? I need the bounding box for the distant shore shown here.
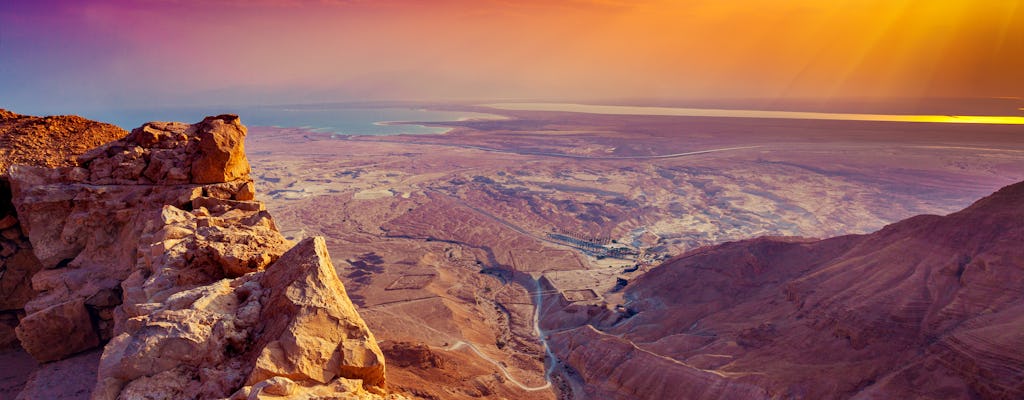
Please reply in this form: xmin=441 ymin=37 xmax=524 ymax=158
xmin=484 ymin=102 xmax=1024 ymax=125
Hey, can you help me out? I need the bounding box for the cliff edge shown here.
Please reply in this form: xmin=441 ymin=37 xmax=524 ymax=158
xmin=0 ymin=109 xmax=128 ymax=350
xmin=0 ymin=110 xmax=400 ymax=399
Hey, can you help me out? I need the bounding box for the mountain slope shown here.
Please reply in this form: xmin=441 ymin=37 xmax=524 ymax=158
xmin=550 ymin=181 xmax=1024 ymax=399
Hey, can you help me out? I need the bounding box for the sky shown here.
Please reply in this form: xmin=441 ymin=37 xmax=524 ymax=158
xmin=1 ymin=0 xmax=1023 ymax=115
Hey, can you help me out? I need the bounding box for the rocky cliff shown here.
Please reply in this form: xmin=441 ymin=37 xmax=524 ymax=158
xmin=0 ymin=111 xmax=400 ymax=399
xmin=0 ymin=109 xmax=128 ymax=349
xmin=547 ymin=181 xmax=1024 ymax=399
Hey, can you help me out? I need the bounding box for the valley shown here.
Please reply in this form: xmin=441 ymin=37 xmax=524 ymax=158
xmin=246 ymin=107 xmax=1024 ymax=399
xmin=4 ymin=1 xmax=1022 ymax=398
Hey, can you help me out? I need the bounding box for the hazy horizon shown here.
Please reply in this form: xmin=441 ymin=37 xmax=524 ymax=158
xmin=2 ymin=0 xmax=1023 ymax=117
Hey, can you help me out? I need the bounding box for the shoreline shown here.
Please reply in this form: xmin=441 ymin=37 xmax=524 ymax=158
xmin=483 ymin=102 xmax=1024 ymax=125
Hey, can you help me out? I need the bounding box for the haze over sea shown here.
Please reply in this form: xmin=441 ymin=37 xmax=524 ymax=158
xmin=78 ymin=97 xmax=1024 ymax=138
xmin=486 ymin=102 xmax=1024 ymax=125
xmin=87 ymin=105 xmax=502 ymax=136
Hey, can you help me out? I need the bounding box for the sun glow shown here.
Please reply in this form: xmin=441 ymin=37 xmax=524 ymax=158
xmin=486 ymin=103 xmax=1024 ymax=125
xmin=1 ymin=0 xmax=1022 ymax=110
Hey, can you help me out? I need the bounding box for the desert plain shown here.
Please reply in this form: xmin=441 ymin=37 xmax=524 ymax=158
xmin=244 ymin=105 xmax=1024 ymax=399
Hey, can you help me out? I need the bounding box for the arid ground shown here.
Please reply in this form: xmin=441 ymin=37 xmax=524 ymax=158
xmin=246 ymin=107 xmax=1024 ymax=399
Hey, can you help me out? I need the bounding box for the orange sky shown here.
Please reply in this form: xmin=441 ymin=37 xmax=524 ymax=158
xmin=2 ymin=0 xmax=1023 ymax=110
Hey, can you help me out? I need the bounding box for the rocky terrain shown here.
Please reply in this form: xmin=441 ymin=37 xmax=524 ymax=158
xmin=545 ymin=180 xmax=1024 ymax=399
xmin=2 ymin=106 xmax=1021 ymax=399
xmin=0 ymin=110 xmax=128 ymax=351
xmin=245 ymin=107 xmax=1024 ymax=398
xmin=0 ymin=110 xmax=402 ymax=399
xmin=0 ymin=109 xmax=129 ymax=173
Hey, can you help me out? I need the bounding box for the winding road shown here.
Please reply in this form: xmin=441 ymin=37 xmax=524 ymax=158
xmin=443 ymin=341 xmax=552 ymax=391
xmin=365 ymin=303 xmax=551 ymax=391
xmin=435 ymin=278 xmax=558 ymax=392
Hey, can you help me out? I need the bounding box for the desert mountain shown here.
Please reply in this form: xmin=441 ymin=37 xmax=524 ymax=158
xmin=0 ymin=111 xmax=402 ymax=399
xmin=546 ymin=180 xmax=1024 ymax=399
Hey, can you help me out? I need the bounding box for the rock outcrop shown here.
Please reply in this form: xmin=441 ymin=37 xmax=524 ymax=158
xmin=0 ymin=109 xmax=127 ymax=349
xmin=1 ymin=111 xmax=398 ymax=399
xmin=11 ymin=115 xmax=261 ymax=362
xmin=0 ymin=109 xmax=128 ymax=172
xmin=95 ymin=237 xmax=386 ymax=399
xmin=548 ymin=181 xmax=1024 ymax=399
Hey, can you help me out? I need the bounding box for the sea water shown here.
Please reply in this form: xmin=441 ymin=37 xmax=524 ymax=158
xmin=484 ymin=102 xmax=1024 ymax=125
xmin=89 ymin=104 xmax=502 ymax=135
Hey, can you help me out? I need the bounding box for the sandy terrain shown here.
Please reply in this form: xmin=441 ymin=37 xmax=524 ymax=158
xmin=246 ymin=109 xmax=1024 ymax=398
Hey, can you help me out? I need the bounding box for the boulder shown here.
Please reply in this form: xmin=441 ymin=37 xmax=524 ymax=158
xmin=94 ymin=237 xmax=388 ymax=399
xmin=191 ymin=115 xmax=251 ymax=184
xmin=15 ymin=298 xmax=99 ymax=363
xmin=248 ymin=237 xmax=386 ymax=388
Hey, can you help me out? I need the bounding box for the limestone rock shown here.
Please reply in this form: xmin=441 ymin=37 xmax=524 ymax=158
xmin=72 ymin=114 xmax=251 ymax=186
xmin=7 ymin=114 xmax=261 ymax=363
xmin=0 ymin=245 xmax=42 ymax=311
xmin=233 ymin=376 xmax=405 ymax=400
xmin=2 ymin=112 xmax=399 ymax=400
xmin=0 ymin=108 xmax=127 ymax=173
xmin=118 ymin=201 xmax=290 ymax=316
xmin=248 ymin=237 xmax=386 ymax=388
xmin=0 ymin=109 xmax=127 ymax=353
xmin=191 ymin=115 xmax=251 ymax=184
xmin=95 ymin=237 xmax=389 ymax=400
xmin=15 ymin=298 xmax=99 ymax=363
